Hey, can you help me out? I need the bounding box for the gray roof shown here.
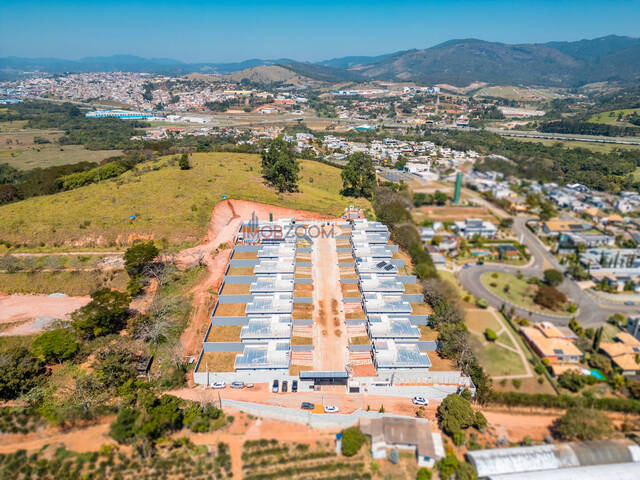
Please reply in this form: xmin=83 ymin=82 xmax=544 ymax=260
xmin=467 ymin=440 xmax=640 ymax=478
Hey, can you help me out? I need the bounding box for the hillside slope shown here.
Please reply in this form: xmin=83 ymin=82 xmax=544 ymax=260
xmin=0 ymin=153 xmax=369 ymax=249
xmin=352 ymin=36 xmax=640 ymax=86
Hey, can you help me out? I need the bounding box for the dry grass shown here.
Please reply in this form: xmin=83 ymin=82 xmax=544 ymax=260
xmin=341 ymin=283 xmax=361 ymax=296
xmin=345 ymin=305 xmax=366 ymax=319
xmin=196 ymin=352 xmax=236 ymax=372
xmin=206 ymin=325 xmax=242 ymax=342
xmin=293 ymin=303 xmax=314 ymax=320
xmin=226 ymin=266 xmax=254 ymax=276
xmin=403 ymin=283 xmax=423 ymax=294
xmin=220 ymin=283 xmax=251 ymax=295
xmin=410 ymin=303 xmax=434 ymax=315
xmin=427 ymin=352 xmax=457 ymax=371
xmin=418 ymin=325 xmax=438 ymax=341
xmin=213 ymin=303 xmax=246 ymax=317
xmin=0 ymin=152 xmax=370 ymax=249
xmin=290 ymin=336 xmax=313 ymax=345
xmin=289 ymin=364 xmax=313 ymax=376
xmin=231 ymin=251 xmax=258 ymax=260
xmin=349 ymin=336 xmax=371 ymax=345
xmin=293 ymin=283 xmax=313 ymax=297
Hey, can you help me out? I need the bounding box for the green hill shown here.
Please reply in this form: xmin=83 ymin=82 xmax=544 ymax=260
xmin=0 ymin=152 xmax=369 ymax=251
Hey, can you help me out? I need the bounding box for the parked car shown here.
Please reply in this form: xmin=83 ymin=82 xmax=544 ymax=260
xmin=412 ymin=396 xmax=428 ymax=406
xmin=476 ymin=260 xmax=484 ymax=265
xmin=245 ymin=383 xmax=254 ymax=388
xmin=301 ymin=402 xmax=314 ymax=410
xmin=230 ymin=381 xmax=244 ymax=389
xmin=324 ymin=405 xmax=339 ymax=413
xmin=272 ymin=380 xmax=279 ymax=393
xmin=292 ymin=380 xmax=298 ymax=392
xmin=282 ymin=380 xmax=288 ymax=392
xmin=212 ymin=382 xmax=226 ymax=389
xmin=625 ymin=301 xmax=635 ymax=306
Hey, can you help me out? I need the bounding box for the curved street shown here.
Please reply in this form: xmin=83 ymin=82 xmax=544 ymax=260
xmin=457 ymin=216 xmax=636 ymax=326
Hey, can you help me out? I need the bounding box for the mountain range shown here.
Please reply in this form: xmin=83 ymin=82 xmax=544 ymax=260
xmin=2 ymin=35 xmax=639 ymax=87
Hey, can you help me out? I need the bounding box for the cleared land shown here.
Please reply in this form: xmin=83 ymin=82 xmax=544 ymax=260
xmin=412 ymin=205 xmax=495 ymax=223
xmin=0 ymin=152 xmax=370 ymax=250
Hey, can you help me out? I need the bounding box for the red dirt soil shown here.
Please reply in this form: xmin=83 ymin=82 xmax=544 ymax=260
xmin=178 ymin=199 xmax=334 ymax=357
xmin=0 ymin=293 xmax=90 ymax=335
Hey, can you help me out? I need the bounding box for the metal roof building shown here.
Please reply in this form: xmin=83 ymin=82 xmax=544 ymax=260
xmin=374 ymin=340 xmax=431 ymax=369
xmin=467 ymin=440 xmax=640 ymax=479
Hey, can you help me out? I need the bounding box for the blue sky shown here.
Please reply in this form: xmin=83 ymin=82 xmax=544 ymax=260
xmin=1 ymin=0 xmax=639 ymax=62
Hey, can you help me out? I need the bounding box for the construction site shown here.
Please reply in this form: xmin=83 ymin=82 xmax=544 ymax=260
xmin=193 ymin=210 xmax=473 ymax=401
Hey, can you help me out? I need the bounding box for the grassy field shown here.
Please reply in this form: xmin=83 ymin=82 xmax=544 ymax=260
xmin=0 ymin=144 xmax=122 ymax=169
xmin=469 ymin=335 xmax=527 ymax=376
xmin=508 ymin=136 xmax=640 ymax=153
xmin=588 ymin=108 xmax=640 ymax=126
xmin=0 ymin=270 xmax=128 ymax=295
xmin=481 ymin=272 xmax=572 ymax=316
xmin=474 ymin=85 xmax=561 ymax=101
xmin=0 ymin=152 xmax=370 ymax=250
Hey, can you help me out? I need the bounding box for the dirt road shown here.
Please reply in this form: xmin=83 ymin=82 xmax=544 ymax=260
xmin=312 ymin=226 xmax=347 ymax=371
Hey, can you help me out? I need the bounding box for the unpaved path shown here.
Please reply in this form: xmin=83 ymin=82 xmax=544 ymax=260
xmin=0 ymin=421 xmax=115 ymax=454
xmin=178 ymin=199 xmax=333 ymax=357
xmin=312 ymin=226 xmax=347 ymax=371
xmin=0 ymin=293 xmax=89 ymax=334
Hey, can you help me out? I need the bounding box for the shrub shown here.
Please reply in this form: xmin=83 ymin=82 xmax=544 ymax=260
xmin=534 ymin=284 xmax=566 ymax=310
xmin=31 ymin=328 xmax=79 ymax=363
xmin=553 ymin=407 xmax=613 ymax=441
xmin=416 ymin=467 xmax=432 ymax=480
xmin=484 ymin=328 xmax=497 ymax=342
xmin=476 ymin=298 xmax=489 ymax=309
xmin=543 ymin=269 xmax=564 ymax=287
xmin=438 ymin=394 xmax=475 ymax=436
xmin=341 ymin=426 xmax=366 ymax=456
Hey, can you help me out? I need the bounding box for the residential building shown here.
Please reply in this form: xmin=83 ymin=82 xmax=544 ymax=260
xmin=520 ymin=322 xmax=583 ymax=363
xmin=599 ymin=333 xmax=640 ymax=376
xmin=453 ymin=218 xmax=497 ymax=239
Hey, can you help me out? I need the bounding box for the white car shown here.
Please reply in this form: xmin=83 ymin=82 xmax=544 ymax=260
xmin=212 ymin=381 xmax=226 ymax=389
xmin=412 ymin=396 xmax=428 ymax=406
xmin=324 ymin=405 xmax=339 ymax=413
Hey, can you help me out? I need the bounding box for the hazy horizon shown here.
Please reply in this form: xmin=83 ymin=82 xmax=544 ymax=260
xmin=1 ymin=0 xmax=639 ymax=63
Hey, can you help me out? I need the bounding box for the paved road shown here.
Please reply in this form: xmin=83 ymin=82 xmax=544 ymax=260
xmin=457 ymin=216 xmax=636 ymax=326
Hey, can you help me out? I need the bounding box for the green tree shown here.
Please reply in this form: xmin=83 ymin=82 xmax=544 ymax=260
xmin=543 ymin=269 xmax=564 ymax=287
xmin=434 ymin=190 xmax=448 ymax=206
xmin=72 ymin=288 xmax=130 ymax=339
xmin=484 ymin=328 xmax=497 ymax=341
xmin=0 ymin=347 xmax=47 ymax=401
xmin=553 ymin=407 xmax=613 ymax=441
xmin=110 ymin=406 xmax=138 ymax=444
xmin=31 ymin=328 xmax=79 ymax=363
xmin=178 ymin=153 xmax=191 ymax=170
xmin=261 ymin=136 xmax=300 ymax=192
xmin=394 ymin=156 xmax=408 ymax=170
xmin=438 ymin=394 xmax=475 ymax=436
xmin=341 ymin=152 xmax=376 ymax=198
xmin=93 ymin=348 xmax=137 ymax=388
xmin=341 ymin=426 xmax=366 ymax=456
xmin=416 ymin=467 xmax=432 ymax=480
xmin=124 ymin=241 xmax=159 ymax=278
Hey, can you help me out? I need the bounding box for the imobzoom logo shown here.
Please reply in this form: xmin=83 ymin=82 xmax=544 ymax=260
xmin=241 ymin=212 xmax=340 ymax=244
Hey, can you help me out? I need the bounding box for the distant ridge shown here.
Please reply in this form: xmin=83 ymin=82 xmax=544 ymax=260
xmin=2 ymin=35 xmax=639 ymax=86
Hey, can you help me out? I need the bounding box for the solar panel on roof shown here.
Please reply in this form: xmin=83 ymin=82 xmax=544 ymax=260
xmin=384 ymin=264 xmax=394 ymax=271
xmin=553 ymin=348 xmax=563 ymax=355
xmin=376 ymin=261 xmax=387 ymax=267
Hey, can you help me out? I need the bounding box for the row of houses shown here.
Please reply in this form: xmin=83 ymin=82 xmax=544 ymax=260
xmin=350 ymin=220 xmax=433 ymax=372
